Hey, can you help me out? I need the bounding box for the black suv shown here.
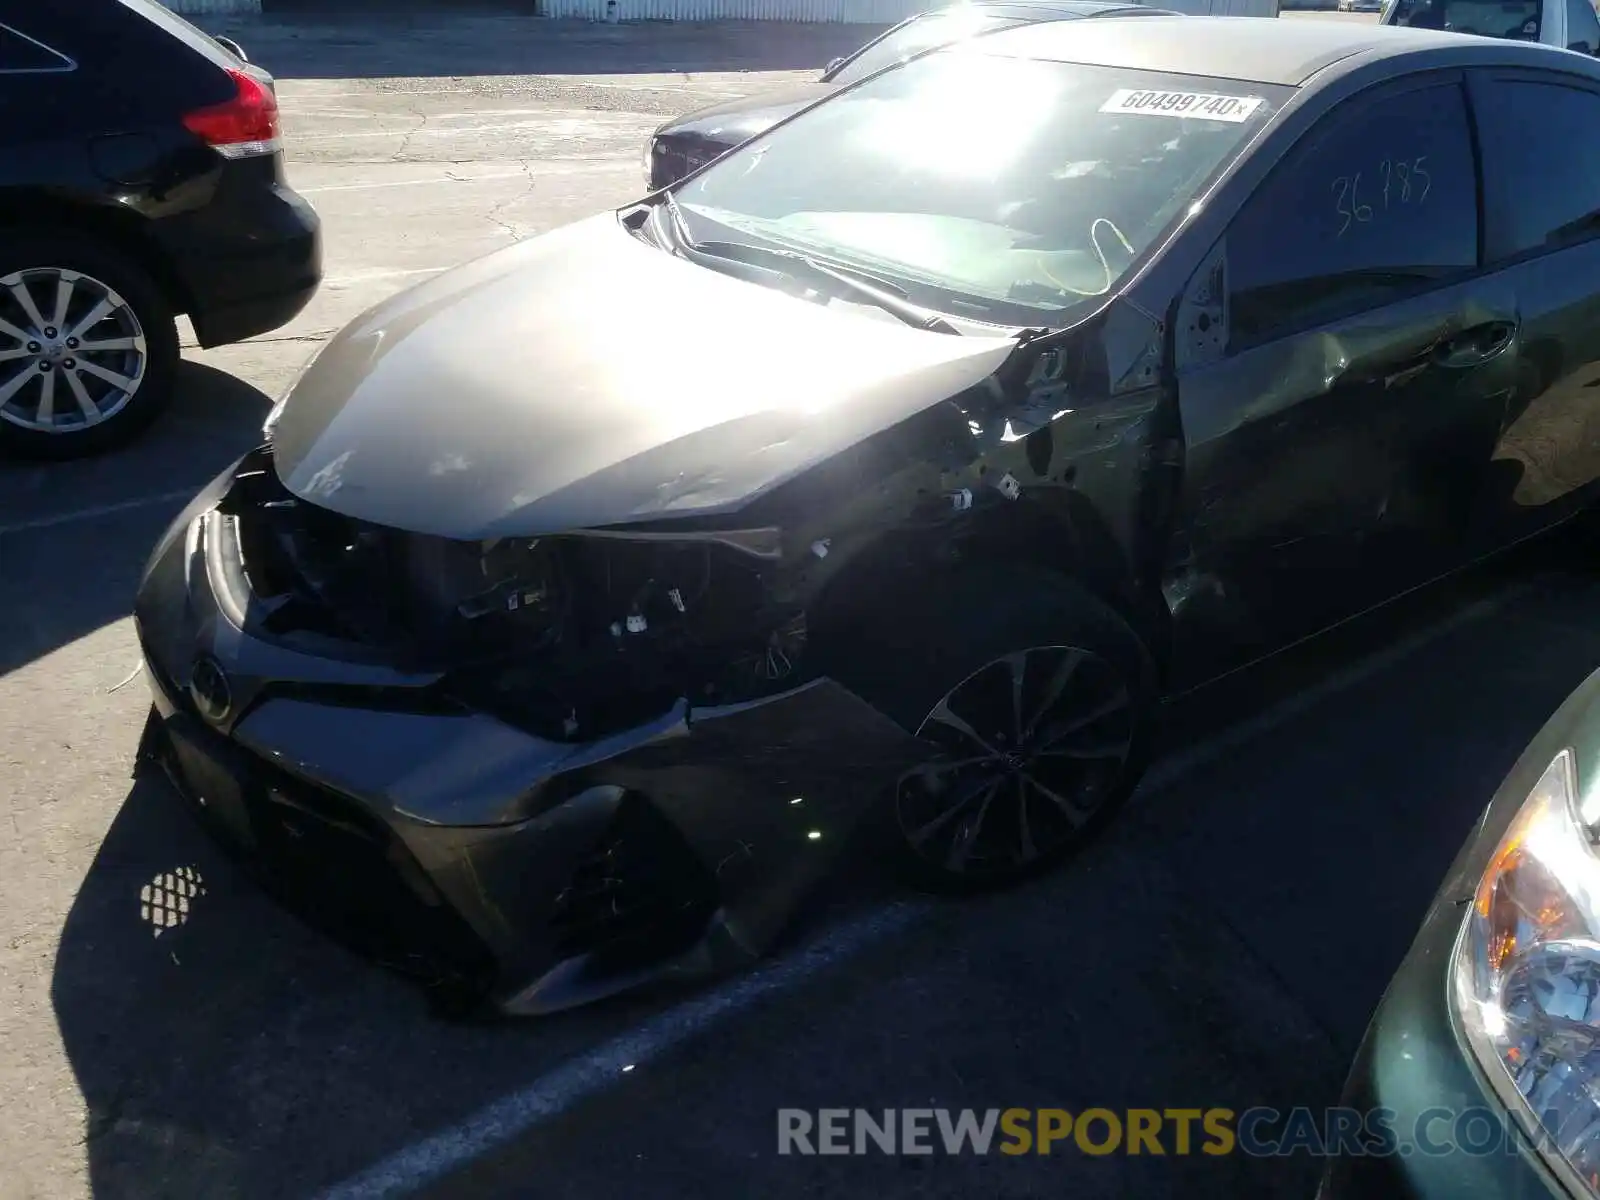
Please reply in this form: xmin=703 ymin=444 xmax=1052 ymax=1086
xmin=0 ymin=1 xmax=322 ymax=458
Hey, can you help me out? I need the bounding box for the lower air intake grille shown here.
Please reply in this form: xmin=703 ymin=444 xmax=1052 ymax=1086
xmin=549 ymin=793 xmax=719 ymax=966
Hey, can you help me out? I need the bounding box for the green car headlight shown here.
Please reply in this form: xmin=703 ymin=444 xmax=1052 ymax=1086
xmin=1453 ymin=748 xmax=1600 ymax=1193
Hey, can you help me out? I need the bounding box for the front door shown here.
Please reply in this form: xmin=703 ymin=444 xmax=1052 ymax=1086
xmin=1165 ymin=73 xmax=1513 ymax=688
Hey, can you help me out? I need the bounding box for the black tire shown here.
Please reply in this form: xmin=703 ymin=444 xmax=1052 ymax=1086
xmin=0 ymin=227 xmax=179 ymax=460
xmin=831 ymin=566 xmax=1158 ymax=895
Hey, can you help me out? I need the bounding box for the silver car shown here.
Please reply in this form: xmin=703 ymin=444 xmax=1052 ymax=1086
xmin=1382 ymin=0 xmax=1600 ymax=53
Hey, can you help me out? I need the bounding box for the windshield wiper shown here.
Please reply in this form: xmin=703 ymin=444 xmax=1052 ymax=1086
xmin=655 ymin=193 xmax=962 ymax=336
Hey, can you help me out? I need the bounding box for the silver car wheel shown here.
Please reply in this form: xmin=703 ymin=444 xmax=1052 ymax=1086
xmin=0 ymin=267 xmax=148 ymax=433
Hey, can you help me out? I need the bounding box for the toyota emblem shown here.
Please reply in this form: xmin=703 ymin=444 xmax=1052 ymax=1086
xmin=189 ymin=656 xmax=232 ymax=723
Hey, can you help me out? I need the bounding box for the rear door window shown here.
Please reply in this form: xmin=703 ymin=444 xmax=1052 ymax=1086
xmin=1225 ymin=79 xmax=1480 ymax=348
xmin=1472 ymin=77 xmax=1600 ymax=259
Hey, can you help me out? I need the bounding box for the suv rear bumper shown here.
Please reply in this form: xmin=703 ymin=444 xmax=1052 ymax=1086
xmin=153 ymin=158 xmax=322 ymax=348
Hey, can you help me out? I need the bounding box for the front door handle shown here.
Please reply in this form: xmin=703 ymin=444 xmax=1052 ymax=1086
xmin=1434 ymin=320 xmax=1517 ymax=369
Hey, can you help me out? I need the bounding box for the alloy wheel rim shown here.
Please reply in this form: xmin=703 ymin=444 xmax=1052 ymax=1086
xmin=0 ymin=267 xmax=147 ymax=433
xmin=895 ymin=645 xmax=1136 ymax=878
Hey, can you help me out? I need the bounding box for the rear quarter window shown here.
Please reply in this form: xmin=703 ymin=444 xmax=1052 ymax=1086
xmin=111 ymin=0 xmax=242 ymax=72
xmin=0 ymin=23 xmax=72 ymax=72
xmin=11 ymin=0 xmax=237 ymax=112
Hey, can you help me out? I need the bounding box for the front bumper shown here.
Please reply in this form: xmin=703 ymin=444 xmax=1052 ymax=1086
xmin=134 ymin=454 xmax=935 ymax=1015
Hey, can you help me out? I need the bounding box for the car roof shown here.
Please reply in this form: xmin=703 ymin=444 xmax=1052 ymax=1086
xmin=960 ymin=0 xmax=1176 ymax=14
xmin=966 ymin=13 xmax=1582 ymax=85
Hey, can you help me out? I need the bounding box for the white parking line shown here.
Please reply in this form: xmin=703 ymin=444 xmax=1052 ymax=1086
xmin=299 ymin=172 xmax=529 ymax=194
xmin=314 ymin=900 xmax=931 ymax=1200
xmin=287 ymin=107 xmax=405 ymax=119
xmin=312 ymin=570 xmax=1539 ymax=1200
xmin=295 ymin=108 xmax=614 ymax=125
xmin=426 ymin=108 xmax=619 ymax=120
xmin=0 ymin=489 xmax=199 ymax=537
xmin=297 ymin=163 xmax=626 ymax=194
xmin=294 ymin=119 xmax=653 ymax=141
xmin=286 ymin=88 xmax=476 ymax=99
xmin=322 ymin=266 xmax=449 ymax=285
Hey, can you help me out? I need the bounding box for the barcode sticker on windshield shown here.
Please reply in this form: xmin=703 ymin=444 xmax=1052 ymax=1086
xmin=1100 ymin=89 xmax=1266 ymax=122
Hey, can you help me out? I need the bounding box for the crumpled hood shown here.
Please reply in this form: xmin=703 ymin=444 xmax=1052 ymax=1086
xmin=653 ymin=81 xmax=838 ymax=146
xmin=269 ymin=213 xmax=1019 ymax=540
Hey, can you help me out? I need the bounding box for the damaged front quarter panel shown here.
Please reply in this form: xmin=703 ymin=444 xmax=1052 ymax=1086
xmin=722 ymin=295 xmax=1181 ymax=658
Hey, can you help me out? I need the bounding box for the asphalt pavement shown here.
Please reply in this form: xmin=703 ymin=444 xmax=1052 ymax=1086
xmin=5 ymin=10 xmax=1589 ymax=1200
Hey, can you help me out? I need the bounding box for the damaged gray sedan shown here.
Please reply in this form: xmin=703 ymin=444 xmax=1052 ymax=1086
xmin=135 ymin=19 xmax=1600 ymax=1015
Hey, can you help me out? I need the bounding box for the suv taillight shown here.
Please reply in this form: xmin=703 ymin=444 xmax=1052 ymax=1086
xmin=181 ymin=68 xmax=280 ymax=159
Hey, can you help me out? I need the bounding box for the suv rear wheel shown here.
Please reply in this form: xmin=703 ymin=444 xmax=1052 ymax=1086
xmin=0 ymin=228 xmax=179 ymax=459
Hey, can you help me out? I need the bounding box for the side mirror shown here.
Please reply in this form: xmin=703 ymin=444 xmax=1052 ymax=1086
xmin=823 ymin=56 xmax=845 ymax=78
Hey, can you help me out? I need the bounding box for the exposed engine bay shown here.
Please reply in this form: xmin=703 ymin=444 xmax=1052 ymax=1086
xmin=221 ymin=458 xmax=814 ymax=742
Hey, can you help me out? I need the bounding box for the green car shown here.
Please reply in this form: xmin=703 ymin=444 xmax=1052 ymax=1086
xmin=1321 ymin=668 xmax=1600 ymax=1198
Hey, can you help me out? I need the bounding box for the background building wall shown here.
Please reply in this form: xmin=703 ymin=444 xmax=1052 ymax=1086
xmin=540 ymin=0 xmax=924 ymax=16
xmin=166 ymin=0 xmax=921 ymax=19
xmin=165 ymin=0 xmax=263 ymax=14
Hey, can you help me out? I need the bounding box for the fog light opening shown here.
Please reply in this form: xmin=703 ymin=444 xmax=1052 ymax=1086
xmin=139 ymin=865 xmax=208 ymax=939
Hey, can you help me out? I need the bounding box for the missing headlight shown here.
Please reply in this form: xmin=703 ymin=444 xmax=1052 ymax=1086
xmin=440 ymin=533 xmax=810 ymax=739
xmin=219 ymin=453 xmax=811 ymax=740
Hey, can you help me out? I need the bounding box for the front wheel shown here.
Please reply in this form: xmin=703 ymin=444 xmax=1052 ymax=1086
xmin=833 ymin=568 xmax=1158 ymax=894
xmin=0 ymin=229 xmax=179 ymax=459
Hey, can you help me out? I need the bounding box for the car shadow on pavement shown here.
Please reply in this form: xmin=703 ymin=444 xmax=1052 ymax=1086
xmin=42 ymin=539 xmax=1600 ymax=1200
xmin=48 ymin=759 xmax=902 ymax=1199
xmin=0 ymin=361 xmax=270 ymax=683
xmin=203 ymin=13 xmax=888 ymax=79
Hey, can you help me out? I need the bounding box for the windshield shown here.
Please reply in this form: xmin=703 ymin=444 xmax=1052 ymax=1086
xmin=826 ymin=7 xmax=1028 ymax=85
xmin=1386 ymin=0 xmax=1541 ymax=37
xmin=672 ymin=49 xmax=1289 ymax=325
